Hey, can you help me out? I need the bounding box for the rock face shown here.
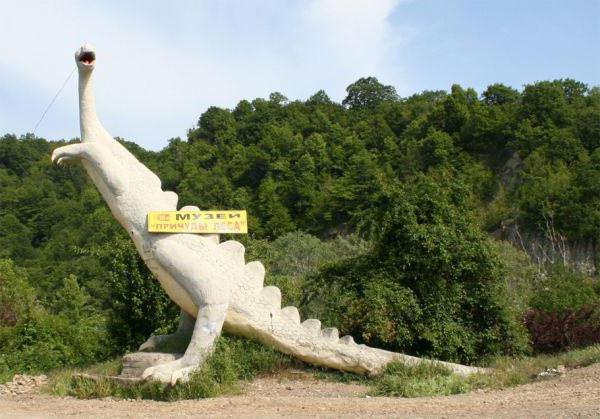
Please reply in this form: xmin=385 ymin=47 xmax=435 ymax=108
xmin=501 ymin=223 xmax=597 ymax=276
xmin=497 ymin=152 xmax=597 ymax=276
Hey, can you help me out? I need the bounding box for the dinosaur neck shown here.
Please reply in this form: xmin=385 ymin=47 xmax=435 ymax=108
xmin=78 ymin=70 xmax=107 ymax=141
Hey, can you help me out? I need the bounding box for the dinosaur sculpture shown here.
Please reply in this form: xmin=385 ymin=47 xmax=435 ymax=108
xmin=51 ymin=44 xmax=483 ymax=385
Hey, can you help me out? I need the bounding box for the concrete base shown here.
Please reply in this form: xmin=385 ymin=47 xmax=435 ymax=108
xmin=73 ymin=352 xmax=184 ymax=386
xmin=120 ymin=352 xmax=183 ymax=378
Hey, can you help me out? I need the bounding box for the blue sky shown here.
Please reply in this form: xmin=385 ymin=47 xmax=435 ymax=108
xmin=1 ymin=0 xmax=598 ymax=150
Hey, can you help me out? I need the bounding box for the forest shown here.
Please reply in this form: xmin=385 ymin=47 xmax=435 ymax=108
xmin=0 ymin=76 xmax=599 ymax=381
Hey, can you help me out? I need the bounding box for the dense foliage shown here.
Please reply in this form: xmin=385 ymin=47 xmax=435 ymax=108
xmin=0 ymin=259 xmax=109 ymax=382
xmin=0 ymin=77 xmax=598 ymax=378
xmin=304 ymin=174 xmax=530 ymax=363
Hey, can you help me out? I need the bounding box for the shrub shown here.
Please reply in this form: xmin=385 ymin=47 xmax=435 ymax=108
xmin=529 ymin=265 xmax=599 ymax=315
xmin=0 ymin=259 xmax=110 ymax=381
xmin=304 ymin=174 xmax=530 ymax=364
xmin=524 ymin=306 xmax=600 ymax=352
xmin=373 ymin=362 xmax=469 ymax=397
xmin=242 ymin=231 xmax=369 ymax=307
xmin=525 ymin=265 xmax=600 ymax=352
xmin=92 ymin=238 xmax=180 ymax=353
xmin=0 ymin=259 xmax=36 ymax=327
xmin=489 ymin=240 xmax=540 ymax=314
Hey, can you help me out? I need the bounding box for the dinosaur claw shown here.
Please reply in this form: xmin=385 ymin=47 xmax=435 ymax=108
xmin=170 ymin=366 xmax=193 ymax=386
xmin=52 ymin=152 xmax=69 ymax=165
xmin=138 ymin=342 xmax=152 ymax=352
xmin=141 ymin=366 xmax=154 ymax=380
xmin=51 ymin=146 xmax=78 ymax=165
xmin=170 ymin=372 xmax=180 ymax=386
xmin=141 ymin=360 xmax=196 ymax=385
xmin=139 ymin=335 xmax=163 ymax=352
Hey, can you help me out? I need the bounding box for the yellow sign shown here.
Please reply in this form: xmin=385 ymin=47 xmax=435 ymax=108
xmin=148 ymin=210 xmax=248 ymax=234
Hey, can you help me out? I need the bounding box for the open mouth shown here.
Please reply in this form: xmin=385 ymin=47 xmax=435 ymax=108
xmin=79 ymin=51 xmax=96 ymax=65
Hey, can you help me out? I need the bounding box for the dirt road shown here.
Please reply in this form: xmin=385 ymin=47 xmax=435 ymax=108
xmin=1 ymin=363 xmax=598 ymax=418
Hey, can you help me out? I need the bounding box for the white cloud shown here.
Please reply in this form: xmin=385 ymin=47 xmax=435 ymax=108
xmin=297 ymin=0 xmax=408 ymax=95
xmin=0 ymin=0 xmax=408 ymax=150
xmin=305 ymin=0 xmax=399 ymax=56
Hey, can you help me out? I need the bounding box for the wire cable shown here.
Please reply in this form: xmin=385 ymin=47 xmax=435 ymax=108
xmin=32 ymin=67 xmax=76 ymax=135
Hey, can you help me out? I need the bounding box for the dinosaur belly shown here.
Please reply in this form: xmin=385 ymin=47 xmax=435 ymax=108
xmin=149 ymin=263 xmax=199 ymax=318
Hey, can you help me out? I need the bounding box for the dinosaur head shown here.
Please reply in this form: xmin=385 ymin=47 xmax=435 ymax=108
xmin=75 ymin=43 xmax=96 ymax=72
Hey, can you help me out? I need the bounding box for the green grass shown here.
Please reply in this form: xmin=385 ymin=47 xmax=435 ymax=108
xmin=372 ymin=344 xmax=600 ymax=397
xmin=372 ymin=362 xmax=470 ymax=397
xmin=45 ymin=343 xmax=600 ymax=400
xmin=466 ymin=344 xmax=600 ymax=391
xmin=47 ymin=334 xmax=295 ymax=401
xmin=47 ymin=359 xmax=122 ymax=397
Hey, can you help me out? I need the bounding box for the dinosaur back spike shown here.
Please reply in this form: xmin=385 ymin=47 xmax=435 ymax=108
xmin=219 ymin=240 xmax=245 ymax=265
xmin=339 ymin=335 xmax=355 ymax=345
xmin=281 ymin=306 xmax=300 ymax=323
xmin=180 ymin=205 xmax=200 ymax=211
xmin=163 ymin=191 xmax=178 ymax=209
xmin=178 ymin=206 xmax=219 ymax=244
xmin=301 ymin=319 xmax=321 ymax=337
xmin=260 ymin=286 xmax=281 ymax=308
xmin=321 ymin=327 xmax=339 ymax=340
xmin=243 ymin=261 xmax=265 ymax=291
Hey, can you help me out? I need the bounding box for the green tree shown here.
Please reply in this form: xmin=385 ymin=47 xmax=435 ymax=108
xmin=192 ymin=106 xmax=237 ymax=145
xmin=520 ymin=81 xmax=571 ymax=126
xmin=307 ymin=89 xmax=333 ymax=106
xmin=342 ymin=77 xmax=399 ymax=109
xmin=257 ymin=177 xmax=295 ymax=238
xmin=482 ymin=84 xmax=520 ymax=106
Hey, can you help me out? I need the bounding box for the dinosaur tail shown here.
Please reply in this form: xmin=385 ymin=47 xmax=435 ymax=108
xmin=220 ymin=240 xmax=484 ymax=377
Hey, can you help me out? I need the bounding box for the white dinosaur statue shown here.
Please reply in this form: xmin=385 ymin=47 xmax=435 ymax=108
xmin=51 ymin=44 xmax=483 ymax=385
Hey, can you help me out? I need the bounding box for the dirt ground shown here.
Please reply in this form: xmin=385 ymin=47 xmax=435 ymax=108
xmin=1 ymin=363 xmax=599 ymax=418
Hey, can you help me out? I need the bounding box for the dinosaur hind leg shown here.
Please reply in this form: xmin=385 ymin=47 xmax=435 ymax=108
xmin=141 ymin=238 xmax=232 ymax=385
xmin=141 ymin=302 xmax=228 ymax=385
xmin=139 ymin=309 xmax=194 ymax=353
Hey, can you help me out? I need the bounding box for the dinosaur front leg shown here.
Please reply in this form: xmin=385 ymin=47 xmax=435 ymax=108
xmin=51 ymin=142 xmax=126 ymax=194
xmin=141 ymin=302 xmax=228 ymax=385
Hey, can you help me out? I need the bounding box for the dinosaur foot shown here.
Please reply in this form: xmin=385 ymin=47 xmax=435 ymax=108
xmin=141 ymin=358 xmax=199 ymax=386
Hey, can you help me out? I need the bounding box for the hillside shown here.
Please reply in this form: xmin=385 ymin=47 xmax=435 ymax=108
xmin=0 ymin=77 xmax=599 ymax=380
